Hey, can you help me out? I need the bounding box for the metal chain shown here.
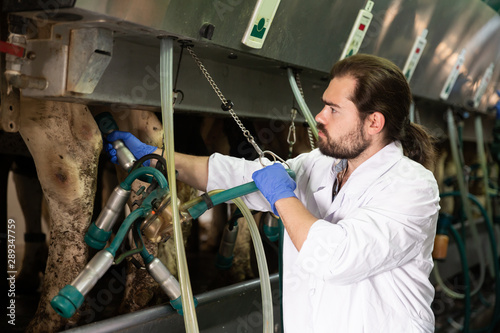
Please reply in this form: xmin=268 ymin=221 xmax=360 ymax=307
xmin=287 ymin=108 xmax=297 ymax=158
xmin=295 ymin=72 xmax=316 ymax=151
xmin=295 ymin=72 xmax=305 ymax=97
xmin=187 ymin=46 xmax=292 ymax=168
xmin=307 ymin=127 xmax=315 ymax=149
xmin=187 ymin=46 xmax=264 ymax=156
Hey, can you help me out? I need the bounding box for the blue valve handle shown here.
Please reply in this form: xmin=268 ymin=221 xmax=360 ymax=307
xmin=188 ymin=169 xmax=296 ymax=219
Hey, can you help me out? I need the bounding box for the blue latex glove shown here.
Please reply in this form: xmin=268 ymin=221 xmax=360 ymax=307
xmin=252 ymin=163 xmax=297 ymax=216
xmin=105 ymin=130 xmax=158 ymax=166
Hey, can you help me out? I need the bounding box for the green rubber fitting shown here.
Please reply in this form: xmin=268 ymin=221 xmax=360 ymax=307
xmin=50 ymin=285 xmax=84 ymax=318
xmin=171 ymin=296 xmax=199 ymax=316
xmin=85 ymin=223 xmax=112 ymax=250
xmin=215 ymin=254 xmax=234 ymax=270
xmin=263 ymin=224 xmax=279 ymax=242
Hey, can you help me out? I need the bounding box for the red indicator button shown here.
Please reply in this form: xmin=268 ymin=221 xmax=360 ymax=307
xmin=359 ymin=24 xmax=366 ymax=31
xmin=415 ymin=48 xmax=420 ymax=54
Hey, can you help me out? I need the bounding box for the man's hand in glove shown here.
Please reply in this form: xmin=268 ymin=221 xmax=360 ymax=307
xmin=252 ymin=163 xmax=297 ymax=216
xmin=105 ymin=131 xmax=158 ymax=166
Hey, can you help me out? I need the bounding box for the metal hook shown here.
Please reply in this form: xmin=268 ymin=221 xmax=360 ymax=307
xmin=258 ymin=150 xmax=291 ymax=169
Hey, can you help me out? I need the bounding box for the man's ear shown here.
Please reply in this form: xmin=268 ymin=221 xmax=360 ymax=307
xmin=365 ymin=112 xmax=385 ymax=135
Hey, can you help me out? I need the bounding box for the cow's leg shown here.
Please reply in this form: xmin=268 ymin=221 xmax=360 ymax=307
xmin=12 ymin=156 xmax=48 ymax=293
xmin=19 ymin=98 xmax=101 ymax=332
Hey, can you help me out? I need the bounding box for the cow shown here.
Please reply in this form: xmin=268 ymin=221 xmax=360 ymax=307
xmin=14 ymin=95 xmax=312 ymax=331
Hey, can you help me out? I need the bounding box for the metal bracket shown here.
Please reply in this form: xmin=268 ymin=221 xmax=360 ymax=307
xmin=0 ymin=14 xmax=20 ymax=132
xmin=0 ymin=80 xmax=21 ymax=132
xmin=67 ymin=28 xmax=113 ymax=94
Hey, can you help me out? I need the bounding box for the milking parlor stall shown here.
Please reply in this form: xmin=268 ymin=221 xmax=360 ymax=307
xmin=2 ymin=1 xmax=500 ymax=332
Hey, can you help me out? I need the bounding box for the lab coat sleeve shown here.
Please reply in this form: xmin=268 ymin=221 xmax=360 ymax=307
xmin=205 ymin=153 xmax=275 ymax=212
xmin=295 ymin=176 xmax=440 ymax=284
xmin=206 ymin=152 xmax=311 ymax=212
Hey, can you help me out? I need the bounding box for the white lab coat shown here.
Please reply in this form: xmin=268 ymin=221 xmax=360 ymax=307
xmin=206 ymin=141 xmax=440 ymax=333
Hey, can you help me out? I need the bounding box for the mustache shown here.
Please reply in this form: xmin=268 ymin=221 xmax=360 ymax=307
xmin=317 ymin=123 xmax=326 ymax=133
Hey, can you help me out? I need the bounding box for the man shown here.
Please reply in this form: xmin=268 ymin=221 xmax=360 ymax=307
xmin=107 ymin=54 xmax=440 ymax=332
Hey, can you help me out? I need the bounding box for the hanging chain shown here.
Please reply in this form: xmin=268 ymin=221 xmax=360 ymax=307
xmin=187 ymin=46 xmax=289 ymax=167
xmin=295 ymin=72 xmax=316 ymax=151
xmin=287 ymin=108 xmax=297 ymax=158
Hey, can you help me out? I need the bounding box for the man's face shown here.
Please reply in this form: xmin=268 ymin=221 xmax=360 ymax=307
xmin=315 ymin=75 xmax=370 ymax=159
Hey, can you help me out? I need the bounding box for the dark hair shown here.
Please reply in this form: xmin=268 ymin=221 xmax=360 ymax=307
xmin=330 ymin=54 xmax=436 ymax=170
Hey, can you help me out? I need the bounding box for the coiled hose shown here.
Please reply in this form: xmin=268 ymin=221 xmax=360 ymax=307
xmin=182 ymin=191 xmax=274 ymax=333
xmin=434 ymin=192 xmax=500 ymax=332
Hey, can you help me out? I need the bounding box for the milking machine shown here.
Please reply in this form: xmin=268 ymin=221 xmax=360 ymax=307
xmin=50 ymin=145 xmax=296 ymax=317
xmin=51 ymin=67 xmax=295 ymax=333
xmin=47 ymin=23 xmax=309 ymax=329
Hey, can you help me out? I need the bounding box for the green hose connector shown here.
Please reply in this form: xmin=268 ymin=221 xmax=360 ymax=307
xmin=263 ymin=224 xmax=280 ymax=242
xmin=107 ymin=208 xmax=146 ymax=256
xmin=138 ymin=223 xmax=154 ymax=265
xmin=215 ymin=253 xmax=234 ymax=270
xmin=437 ymin=213 xmax=453 ymax=235
xmin=50 ymin=285 xmax=84 ymax=318
xmin=170 ymin=296 xmax=199 ymax=316
xmin=120 ymin=167 xmax=168 ymax=191
xmin=188 ymin=169 xmax=296 ymax=219
xmin=84 ymin=222 xmax=112 ymax=250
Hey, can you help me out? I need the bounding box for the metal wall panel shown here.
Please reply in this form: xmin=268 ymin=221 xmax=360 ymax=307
xmin=9 ymin=0 xmax=500 ymax=116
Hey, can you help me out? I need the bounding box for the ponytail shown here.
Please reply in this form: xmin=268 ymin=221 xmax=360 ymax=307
xmin=399 ymin=122 xmax=437 ymax=171
xmin=329 ymin=54 xmax=437 ymax=170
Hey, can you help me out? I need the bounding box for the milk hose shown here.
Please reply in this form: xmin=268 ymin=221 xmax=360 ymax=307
xmin=120 ymin=167 xmax=168 ymax=191
xmin=474 ymin=115 xmax=496 ymax=278
xmin=439 ymin=109 xmax=486 ymax=297
xmin=160 ymin=37 xmax=198 ymax=332
xmin=106 ymin=208 xmax=146 ymax=256
xmin=182 ymin=191 xmax=274 ymax=333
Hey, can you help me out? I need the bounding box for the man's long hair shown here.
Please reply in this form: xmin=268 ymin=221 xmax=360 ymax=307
xmin=330 ymin=54 xmax=436 ymax=170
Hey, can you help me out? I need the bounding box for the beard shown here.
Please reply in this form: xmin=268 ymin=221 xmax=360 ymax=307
xmin=317 ymin=122 xmax=370 ymax=159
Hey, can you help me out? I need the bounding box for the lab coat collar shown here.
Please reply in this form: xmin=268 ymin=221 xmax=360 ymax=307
xmin=344 ymin=141 xmax=404 ymax=198
xmin=313 ymin=141 xmax=404 ymax=218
